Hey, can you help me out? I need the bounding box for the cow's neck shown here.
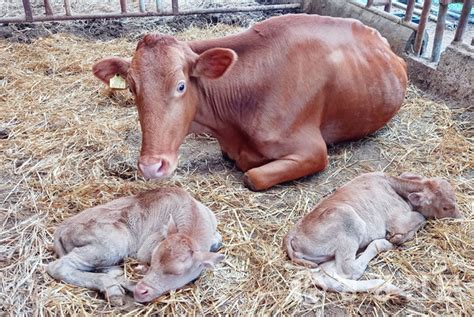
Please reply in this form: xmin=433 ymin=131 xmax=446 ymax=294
xmin=188 ymin=32 xmax=261 ymax=137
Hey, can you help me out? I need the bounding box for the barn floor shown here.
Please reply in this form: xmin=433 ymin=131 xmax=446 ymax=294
xmin=0 ymin=20 xmax=472 ymax=316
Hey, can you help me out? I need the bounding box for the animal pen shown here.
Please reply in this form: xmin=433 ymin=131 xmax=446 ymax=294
xmin=0 ymin=0 xmax=472 ymax=316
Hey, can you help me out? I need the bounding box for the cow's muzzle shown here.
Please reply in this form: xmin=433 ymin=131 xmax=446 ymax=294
xmin=138 ymin=155 xmax=176 ymax=180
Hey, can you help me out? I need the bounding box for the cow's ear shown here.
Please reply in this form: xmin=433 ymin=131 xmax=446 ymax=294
xmin=196 ymin=252 xmax=225 ymax=268
xmin=192 ymin=48 xmax=237 ymax=79
xmin=92 ymin=57 xmax=130 ymax=86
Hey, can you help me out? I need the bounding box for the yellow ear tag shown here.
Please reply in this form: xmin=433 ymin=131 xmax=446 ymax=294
xmin=109 ymin=74 xmax=127 ymax=90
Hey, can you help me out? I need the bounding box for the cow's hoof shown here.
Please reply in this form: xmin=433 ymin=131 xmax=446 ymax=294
xmin=108 ymin=295 xmax=125 ymax=306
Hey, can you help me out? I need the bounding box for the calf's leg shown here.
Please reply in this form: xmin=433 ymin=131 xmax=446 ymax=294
xmin=243 ymin=135 xmax=328 ymax=191
xmin=47 ymin=246 xmax=127 ymax=306
xmin=387 ymin=212 xmax=426 ymax=245
xmin=335 ymin=239 xmax=395 ymax=280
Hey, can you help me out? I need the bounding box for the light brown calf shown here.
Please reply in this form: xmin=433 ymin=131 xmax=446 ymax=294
xmin=47 ymin=188 xmax=223 ymax=305
xmin=284 ymin=172 xmax=462 ymax=294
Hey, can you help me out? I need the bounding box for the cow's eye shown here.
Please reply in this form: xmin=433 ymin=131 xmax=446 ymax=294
xmin=176 ymin=80 xmax=186 ymax=94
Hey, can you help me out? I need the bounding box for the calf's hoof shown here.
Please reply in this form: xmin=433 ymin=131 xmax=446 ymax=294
xmin=210 ymin=241 xmax=223 ymax=252
xmin=386 ymin=233 xmax=404 ymax=245
xmin=134 ymin=264 xmax=149 ymax=275
xmin=108 ymin=295 xmax=125 ymax=306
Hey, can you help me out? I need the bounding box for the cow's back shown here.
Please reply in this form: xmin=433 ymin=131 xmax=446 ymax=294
xmin=189 ymin=14 xmax=407 ymax=145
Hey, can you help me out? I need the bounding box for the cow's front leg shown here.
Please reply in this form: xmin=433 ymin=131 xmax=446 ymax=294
xmin=243 ymin=141 xmax=328 ymax=191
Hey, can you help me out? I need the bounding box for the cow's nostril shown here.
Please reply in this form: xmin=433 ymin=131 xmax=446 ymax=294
xmin=139 ymin=288 xmax=148 ymax=295
xmin=139 ymin=160 xmax=165 ymax=179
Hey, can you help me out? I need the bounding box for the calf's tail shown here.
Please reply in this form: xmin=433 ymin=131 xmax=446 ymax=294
xmin=283 ymin=230 xmax=318 ymax=268
xmin=53 ymin=227 xmax=68 ymax=257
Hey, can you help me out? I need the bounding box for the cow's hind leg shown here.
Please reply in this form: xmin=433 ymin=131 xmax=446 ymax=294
xmin=243 ymin=133 xmax=328 ymax=191
xmin=47 ymin=247 xmax=127 ymax=306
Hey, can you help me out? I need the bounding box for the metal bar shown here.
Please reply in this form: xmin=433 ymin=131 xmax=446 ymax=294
xmin=404 ymin=0 xmax=416 ymax=22
xmin=367 ymin=0 xmax=391 ymax=7
xmin=64 ymin=0 xmax=72 ymax=16
xmin=44 ymin=0 xmax=53 ymax=16
xmin=453 ymin=0 xmax=473 ymax=43
xmin=350 ymin=1 xmax=418 ymax=30
xmin=414 ymin=0 xmax=432 ymax=56
xmin=0 ymin=3 xmax=302 ymax=24
xmin=139 ymin=0 xmax=146 ymax=13
xmin=120 ymin=0 xmax=127 ymax=14
xmin=384 ymin=0 xmax=392 ymax=12
xmin=172 ymin=0 xmax=179 ymax=14
xmin=431 ymin=3 xmax=448 ymax=62
xmin=393 ymin=0 xmax=454 ymax=27
xmin=22 ymin=0 xmax=33 ymax=22
xmin=156 ymin=0 xmax=163 ymax=13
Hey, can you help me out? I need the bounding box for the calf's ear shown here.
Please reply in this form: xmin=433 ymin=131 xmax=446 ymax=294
xmin=92 ymin=57 xmax=130 ymax=86
xmin=192 ymin=48 xmax=237 ymax=79
xmin=408 ymin=192 xmax=429 ymax=207
xmin=196 ymin=252 xmax=225 ymax=269
xmin=166 ymin=217 xmax=178 ymax=237
xmin=400 ymin=172 xmax=424 ymax=181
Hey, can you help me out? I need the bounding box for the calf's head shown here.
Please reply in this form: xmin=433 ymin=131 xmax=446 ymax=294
xmin=93 ymin=34 xmax=237 ymax=179
xmin=407 ymin=178 xmax=463 ymax=219
xmin=133 ymin=232 xmax=224 ymax=303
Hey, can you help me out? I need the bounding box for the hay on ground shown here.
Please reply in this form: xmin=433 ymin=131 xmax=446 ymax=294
xmin=0 ymin=23 xmax=472 ymax=315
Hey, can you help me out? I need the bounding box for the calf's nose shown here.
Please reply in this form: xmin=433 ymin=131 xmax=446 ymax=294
xmin=133 ymin=282 xmax=152 ymax=302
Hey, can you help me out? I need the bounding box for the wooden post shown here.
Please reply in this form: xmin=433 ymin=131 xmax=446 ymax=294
xmin=64 ymin=0 xmax=72 ymax=16
xmin=453 ymin=0 xmax=473 ymax=43
xmin=431 ymin=2 xmax=449 ymax=62
xmin=414 ymin=0 xmax=432 ymax=56
xmin=22 ymin=0 xmax=33 ymax=22
xmin=120 ymin=0 xmax=127 ymax=13
xmin=172 ymin=0 xmax=179 ymax=14
xmin=44 ymin=0 xmax=53 ymax=16
xmin=156 ymin=0 xmax=163 ymax=13
xmin=404 ymin=0 xmax=416 ymax=22
xmin=139 ymin=0 xmax=146 ymax=13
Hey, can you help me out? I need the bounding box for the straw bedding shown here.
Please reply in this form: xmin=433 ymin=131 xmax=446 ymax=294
xmin=0 ymin=22 xmax=472 ymax=316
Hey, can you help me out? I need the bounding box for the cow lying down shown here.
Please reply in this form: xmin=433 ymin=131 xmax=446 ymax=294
xmin=284 ymin=172 xmax=462 ymax=295
xmin=47 ymin=188 xmax=223 ymax=305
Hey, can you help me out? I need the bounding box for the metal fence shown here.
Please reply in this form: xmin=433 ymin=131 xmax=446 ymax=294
xmin=0 ymin=0 xmax=301 ymax=23
xmin=364 ymin=0 xmax=473 ymax=62
xmin=1 ymin=0 xmax=472 ymax=64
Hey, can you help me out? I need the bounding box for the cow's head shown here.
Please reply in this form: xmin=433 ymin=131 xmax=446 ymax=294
xmin=133 ymin=221 xmax=224 ymax=303
xmin=407 ymin=178 xmax=463 ymax=219
xmin=93 ymin=34 xmax=237 ymax=179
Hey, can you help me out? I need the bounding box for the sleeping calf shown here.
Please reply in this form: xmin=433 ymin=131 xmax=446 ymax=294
xmin=284 ymin=172 xmax=462 ymax=295
xmin=47 ymin=188 xmax=223 ymax=305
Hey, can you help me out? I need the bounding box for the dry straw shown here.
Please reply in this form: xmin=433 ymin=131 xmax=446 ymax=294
xmin=0 ymin=23 xmax=472 ymax=315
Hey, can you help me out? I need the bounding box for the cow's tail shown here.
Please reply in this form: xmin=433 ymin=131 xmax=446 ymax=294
xmin=312 ymin=269 xmax=406 ymax=297
xmin=283 ymin=230 xmax=318 ymax=268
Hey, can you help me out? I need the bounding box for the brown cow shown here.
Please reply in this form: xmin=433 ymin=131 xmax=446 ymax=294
xmin=92 ymin=14 xmax=407 ymax=191
xmin=47 ymin=188 xmax=223 ymax=305
xmin=284 ymin=172 xmax=462 ymax=295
